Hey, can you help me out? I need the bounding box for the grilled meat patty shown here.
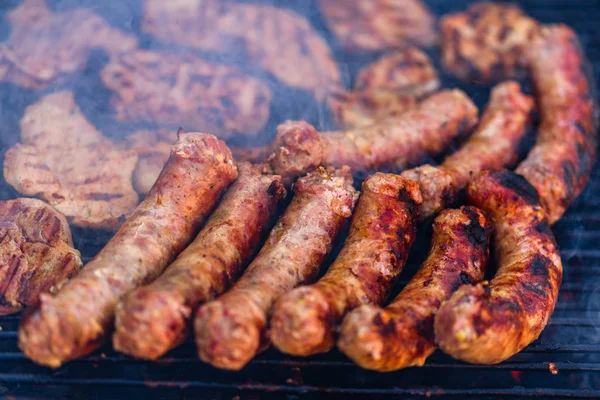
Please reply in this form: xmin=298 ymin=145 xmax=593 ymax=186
xmin=270 ymin=173 xmax=421 ymax=356
xmin=101 ymin=49 xmax=272 ymax=139
xmin=18 ymin=133 xmax=238 ymax=368
xmin=434 ymin=170 xmax=562 ymax=364
xmin=0 ymin=0 xmax=137 ymax=89
xmin=270 ymin=90 xmax=478 ymax=185
xmin=402 ymin=81 xmax=534 ymax=219
xmin=194 ymin=166 xmax=358 ymax=370
xmin=319 ymin=0 xmax=437 ymax=53
xmin=516 ymin=25 xmax=598 ymax=224
xmin=142 ymin=0 xmax=339 ymax=101
xmin=338 ymin=206 xmax=491 ymax=371
xmin=113 ymin=163 xmax=286 ymax=360
xmin=0 ymin=198 xmax=82 ymax=315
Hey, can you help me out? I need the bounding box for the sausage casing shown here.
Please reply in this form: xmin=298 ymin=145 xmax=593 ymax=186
xmin=434 ymin=170 xmax=562 ymax=364
xmin=338 ymin=206 xmax=491 ymax=371
xmin=18 ymin=133 xmax=238 ymax=368
xmin=112 ymin=163 xmax=286 ymax=359
xmin=270 ymin=173 xmax=422 ymax=356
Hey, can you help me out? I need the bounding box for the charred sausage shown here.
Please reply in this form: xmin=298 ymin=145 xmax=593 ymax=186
xmin=18 ymin=132 xmax=238 ymax=368
xmin=434 ymin=170 xmax=562 ymax=364
xmin=112 ymin=163 xmax=286 ymax=359
xmin=194 ymin=166 xmax=358 ymax=370
xmin=270 ymin=173 xmax=422 ymax=356
xmin=338 ymin=206 xmax=491 ymax=371
xmin=402 ymin=81 xmax=534 ymax=219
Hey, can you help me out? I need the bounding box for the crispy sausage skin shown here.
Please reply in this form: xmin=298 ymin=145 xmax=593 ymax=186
xmin=270 ymin=174 xmax=422 ymax=356
xmin=516 ymin=25 xmax=598 ymax=224
xmin=271 ymin=90 xmax=478 ymax=184
xmin=112 ymin=163 xmax=286 ymax=360
xmin=434 ymin=170 xmax=562 ymax=364
xmin=402 ymin=81 xmax=534 ymax=219
xmin=338 ymin=206 xmax=491 ymax=371
xmin=194 ymin=167 xmax=358 ymax=370
xmin=18 ymin=133 xmax=238 ymax=368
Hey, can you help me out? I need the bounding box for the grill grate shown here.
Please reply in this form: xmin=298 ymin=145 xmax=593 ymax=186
xmin=0 ymin=0 xmax=600 ymax=398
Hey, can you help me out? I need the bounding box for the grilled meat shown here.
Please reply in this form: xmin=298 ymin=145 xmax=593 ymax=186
xmin=319 ymin=0 xmax=436 ymax=53
xmin=231 ymin=145 xmax=271 ymax=165
xmin=434 ymin=170 xmax=562 ymax=364
xmin=516 ymin=25 xmax=598 ymax=224
xmin=18 ymin=133 xmax=238 ymax=368
xmin=3 ymin=92 xmax=139 ymax=231
xmin=329 ymin=49 xmax=440 ymax=128
xmin=338 ymin=206 xmax=491 ymax=371
xmin=0 ymin=198 xmax=82 ymax=315
xmin=194 ymin=167 xmax=358 ymax=370
xmin=270 ymin=173 xmax=421 ymax=356
xmin=101 ymin=49 xmax=272 ymax=139
xmin=113 ymin=163 xmax=286 ymax=360
xmin=402 ymin=81 xmax=534 ymax=219
xmin=142 ymin=0 xmax=340 ymax=101
xmin=440 ymin=3 xmax=540 ymax=83
xmin=270 ymin=90 xmax=478 ymax=185
xmin=0 ymin=0 xmax=138 ymax=89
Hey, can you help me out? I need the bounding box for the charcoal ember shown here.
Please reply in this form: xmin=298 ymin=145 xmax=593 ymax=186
xmin=0 ymin=198 xmax=82 ymax=315
xmin=0 ymin=0 xmax=138 ymax=89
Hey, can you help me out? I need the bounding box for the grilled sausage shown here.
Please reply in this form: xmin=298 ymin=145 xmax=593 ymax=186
xmin=271 ymin=90 xmax=478 ymax=185
xmin=112 ymin=164 xmax=286 ymax=360
xmin=516 ymin=25 xmax=598 ymax=224
xmin=402 ymin=81 xmax=534 ymax=219
xmin=440 ymin=3 xmax=540 ymax=83
xmin=194 ymin=166 xmax=358 ymax=370
xmin=338 ymin=206 xmax=491 ymax=371
xmin=270 ymin=173 xmax=421 ymax=356
xmin=434 ymin=170 xmax=562 ymax=364
xmin=18 ymin=133 xmax=238 ymax=368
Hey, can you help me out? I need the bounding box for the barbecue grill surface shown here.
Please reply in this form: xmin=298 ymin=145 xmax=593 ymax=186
xmin=0 ymin=0 xmax=599 ymax=398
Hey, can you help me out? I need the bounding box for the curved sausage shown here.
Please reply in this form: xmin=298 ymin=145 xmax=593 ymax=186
xmin=402 ymin=81 xmax=534 ymax=219
xmin=434 ymin=170 xmax=562 ymax=364
xmin=18 ymin=132 xmax=238 ymax=368
xmin=270 ymin=173 xmax=422 ymax=356
xmin=194 ymin=166 xmax=358 ymax=370
xmin=338 ymin=206 xmax=491 ymax=371
xmin=516 ymin=25 xmax=598 ymax=224
xmin=112 ymin=163 xmax=286 ymax=360
xmin=271 ymin=90 xmax=478 ymax=185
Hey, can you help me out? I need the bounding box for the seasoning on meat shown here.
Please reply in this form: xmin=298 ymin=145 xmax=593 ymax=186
xmin=18 ymin=133 xmax=238 ymax=368
xmin=338 ymin=206 xmax=491 ymax=371
xmin=113 ymin=163 xmax=286 ymax=360
xmin=142 ymin=0 xmax=340 ymax=101
xmin=516 ymin=25 xmax=598 ymax=224
xmin=402 ymin=81 xmax=534 ymax=219
xmin=328 ymin=49 xmax=440 ymax=128
xmin=270 ymin=90 xmax=478 ymax=185
xmin=194 ymin=166 xmax=358 ymax=370
xmin=101 ymin=49 xmax=272 ymax=139
xmin=434 ymin=170 xmax=562 ymax=364
xmin=270 ymin=173 xmax=421 ymax=356
xmin=319 ymin=0 xmax=437 ymax=53
xmin=440 ymin=3 xmax=540 ymax=83
xmin=0 ymin=198 xmax=82 ymax=315
xmin=0 ymin=0 xmax=138 ymax=89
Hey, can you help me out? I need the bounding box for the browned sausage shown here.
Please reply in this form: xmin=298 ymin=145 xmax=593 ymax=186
xmin=112 ymin=163 xmax=286 ymax=360
xmin=338 ymin=206 xmax=491 ymax=371
xmin=434 ymin=170 xmax=562 ymax=364
xmin=402 ymin=81 xmax=534 ymax=219
xmin=18 ymin=132 xmax=238 ymax=368
xmin=516 ymin=25 xmax=598 ymax=224
xmin=194 ymin=166 xmax=358 ymax=370
xmin=270 ymin=173 xmax=422 ymax=356
xmin=270 ymin=90 xmax=478 ymax=185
